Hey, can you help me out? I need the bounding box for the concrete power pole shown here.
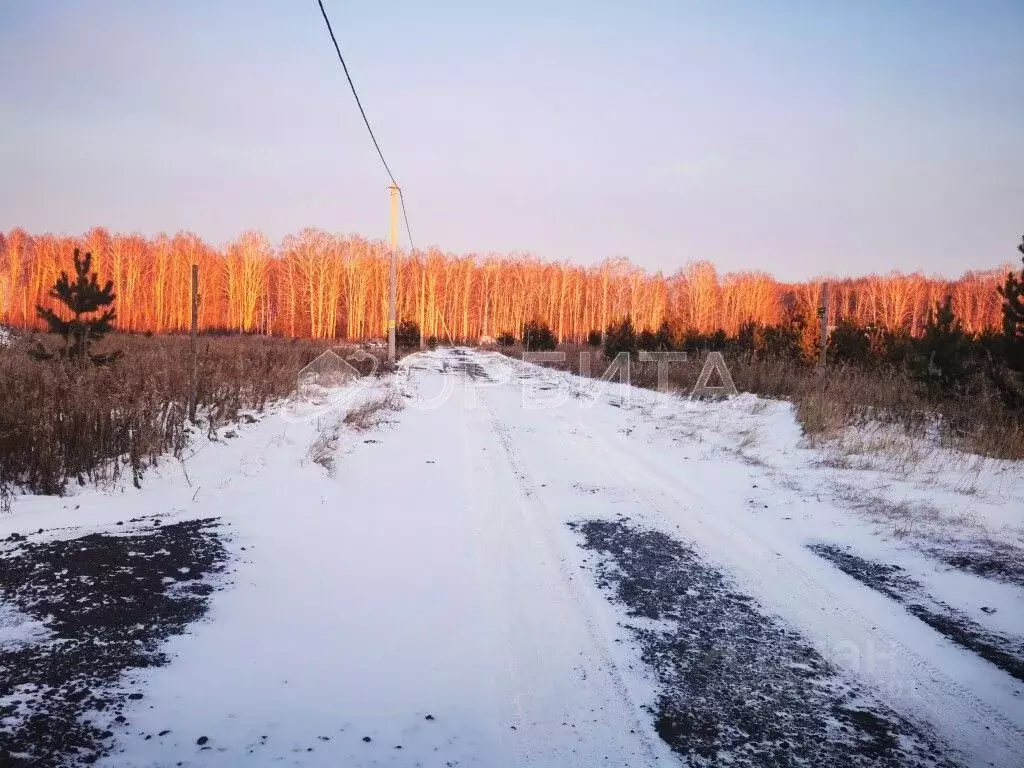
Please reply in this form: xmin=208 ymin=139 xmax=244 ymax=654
xmin=387 ymin=185 xmax=399 ymax=364
xmin=188 ymin=264 xmax=199 ymax=423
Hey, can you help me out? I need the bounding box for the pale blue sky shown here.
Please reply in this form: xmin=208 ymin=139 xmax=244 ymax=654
xmin=1 ymin=0 xmax=1021 ymax=280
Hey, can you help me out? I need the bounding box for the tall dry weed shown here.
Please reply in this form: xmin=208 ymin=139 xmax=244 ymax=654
xmin=0 ymin=333 xmax=383 ymax=501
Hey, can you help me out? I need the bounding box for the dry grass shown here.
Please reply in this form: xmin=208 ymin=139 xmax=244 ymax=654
xmin=308 ymin=419 xmax=342 ymax=473
xmin=343 ymin=390 xmax=403 ymax=432
xmin=497 ymin=344 xmax=1024 ymax=462
xmin=792 ymin=365 xmax=1024 ymax=462
xmin=828 ymin=480 xmax=978 ymax=539
xmin=0 ymin=332 xmax=384 ymax=502
xmin=308 ymin=389 xmax=403 ymax=474
xmin=736 ymin=426 xmax=760 ymax=450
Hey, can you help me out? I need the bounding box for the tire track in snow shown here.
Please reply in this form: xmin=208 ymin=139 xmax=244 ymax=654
xmin=809 ymin=543 xmax=1024 ymax=682
xmin=571 ymin=517 xmax=958 ymax=767
xmin=478 ymin=366 xmax=962 ymax=764
xmin=460 ymin=370 xmax=674 ymax=767
xmin=538 ymin=392 xmax=1024 ymax=767
xmin=458 ymin=388 xmax=528 ymax=767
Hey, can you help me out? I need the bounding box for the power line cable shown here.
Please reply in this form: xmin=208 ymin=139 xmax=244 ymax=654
xmin=398 ymin=191 xmax=414 ymax=252
xmin=315 ymin=0 xmax=415 ymax=252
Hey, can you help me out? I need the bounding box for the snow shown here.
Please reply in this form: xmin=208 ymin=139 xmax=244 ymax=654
xmin=1 ymin=348 xmax=1022 ymax=766
xmin=0 ymin=603 xmax=49 ymax=651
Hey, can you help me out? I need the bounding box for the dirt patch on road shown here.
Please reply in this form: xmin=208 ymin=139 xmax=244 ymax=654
xmin=810 ymin=543 xmax=1024 ymax=683
xmin=928 ymin=542 xmax=1024 ymax=589
xmin=571 ymin=518 xmax=958 ymax=767
xmin=446 ymin=348 xmax=493 ymax=381
xmin=0 ymin=517 xmax=228 ymax=767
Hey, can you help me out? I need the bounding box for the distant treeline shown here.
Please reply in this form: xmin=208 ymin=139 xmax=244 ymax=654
xmin=0 ymin=227 xmax=1012 ymax=342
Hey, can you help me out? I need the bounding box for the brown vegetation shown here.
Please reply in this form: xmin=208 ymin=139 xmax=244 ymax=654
xmin=0 ymin=334 xmax=377 ymax=503
xmin=305 ymin=388 xmax=404 ymax=472
xmin=497 ymin=344 xmax=1024 ymax=461
xmin=0 ymin=228 xmax=1010 ymax=342
xmin=342 ymin=391 xmax=403 ymax=432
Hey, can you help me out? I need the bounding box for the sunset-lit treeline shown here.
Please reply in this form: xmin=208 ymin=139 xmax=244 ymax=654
xmin=0 ymin=228 xmax=1011 ymax=341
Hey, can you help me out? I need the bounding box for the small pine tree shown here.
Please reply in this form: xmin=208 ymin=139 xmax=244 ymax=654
xmin=604 ymin=316 xmax=637 ymax=359
xmin=875 ymin=325 xmax=913 ymax=367
xmin=997 ymin=236 xmax=1024 ymax=374
xmin=911 ymin=296 xmax=974 ymax=400
xmin=32 ymin=249 xmax=121 ymax=365
xmin=828 ymin=319 xmax=872 ymax=367
xmin=522 ymin=320 xmax=557 ymax=351
xmin=637 ymin=320 xmax=674 ymax=352
xmin=395 ymin=319 xmax=420 ymax=348
xmin=991 ymin=236 xmax=1024 ymax=409
xmin=736 ymin=321 xmax=759 ymax=355
xmin=760 ymin=323 xmax=802 ymax=360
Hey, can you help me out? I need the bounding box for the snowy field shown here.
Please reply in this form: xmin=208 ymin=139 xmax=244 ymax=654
xmin=1 ymin=347 xmax=1022 ymax=767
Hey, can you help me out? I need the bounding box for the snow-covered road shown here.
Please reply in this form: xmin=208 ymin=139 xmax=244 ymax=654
xmin=2 ymin=348 xmax=1023 ymax=767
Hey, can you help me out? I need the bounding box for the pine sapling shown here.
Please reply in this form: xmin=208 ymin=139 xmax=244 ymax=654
xmin=992 ymin=235 xmax=1024 ymax=409
xmin=32 ymin=248 xmax=122 ymax=365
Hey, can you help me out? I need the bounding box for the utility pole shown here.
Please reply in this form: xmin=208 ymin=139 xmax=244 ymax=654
xmin=419 ymin=262 xmax=426 ymax=350
xmin=815 ymin=281 xmax=830 ymax=422
xmin=387 ymin=185 xmax=399 ymax=364
xmin=188 ymin=264 xmax=199 ymax=423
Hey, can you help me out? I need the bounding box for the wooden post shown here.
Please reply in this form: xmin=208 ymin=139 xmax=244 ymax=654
xmin=816 ymin=281 xmax=829 ymax=421
xmin=818 ymin=282 xmax=829 ymax=369
xmin=387 ymin=185 xmax=399 ymax=363
xmin=188 ymin=264 xmax=199 ymax=423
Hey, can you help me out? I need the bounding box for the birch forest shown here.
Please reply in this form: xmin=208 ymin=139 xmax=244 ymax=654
xmin=0 ymin=227 xmax=1010 ymax=342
